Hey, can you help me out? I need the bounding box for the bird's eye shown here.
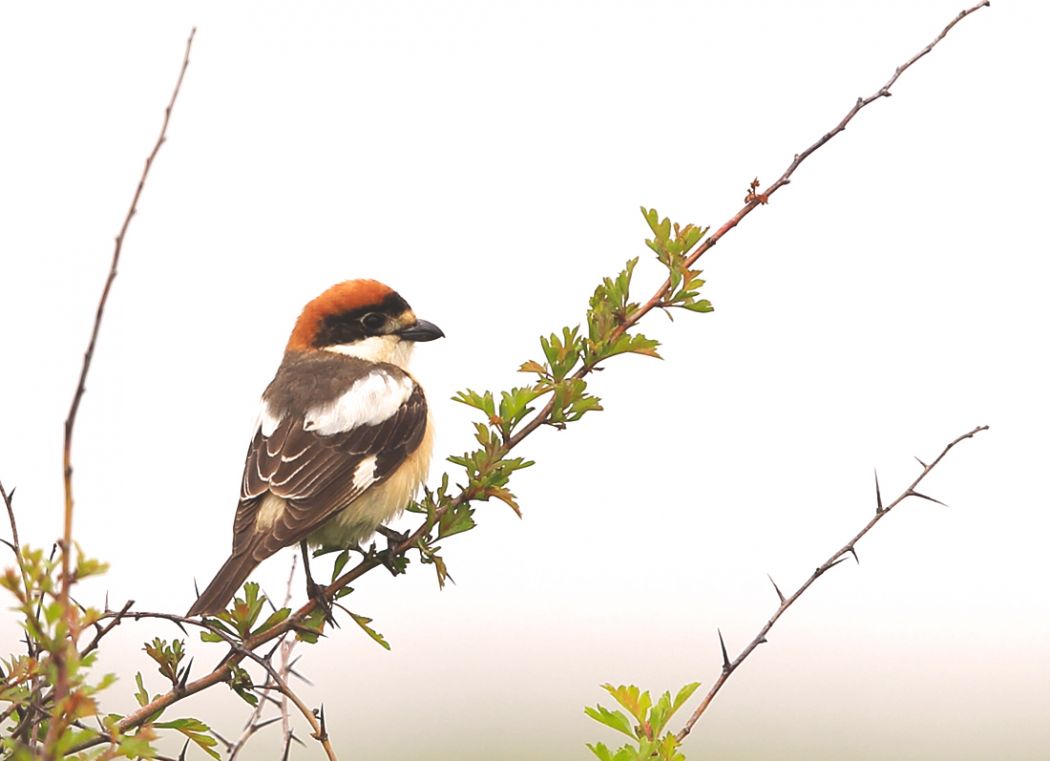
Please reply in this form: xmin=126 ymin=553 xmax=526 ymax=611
xmin=361 ymin=312 xmax=386 ymax=332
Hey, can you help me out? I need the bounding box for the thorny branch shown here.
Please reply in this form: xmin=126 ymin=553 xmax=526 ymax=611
xmin=227 ymin=557 xmax=301 ymax=760
xmin=675 ymin=424 xmax=989 ymax=742
xmin=49 ymin=2 xmax=990 ymax=755
xmin=47 ymin=27 xmax=196 ymax=756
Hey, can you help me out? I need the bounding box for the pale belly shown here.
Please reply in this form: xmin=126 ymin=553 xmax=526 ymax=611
xmin=306 ymin=424 xmax=433 ymax=549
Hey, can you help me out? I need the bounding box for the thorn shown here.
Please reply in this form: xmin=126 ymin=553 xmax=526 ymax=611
xmin=253 ymin=715 xmax=282 ymax=732
xmin=281 ymin=734 xmax=294 ymax=761
xmin=874 ymin=469 xmax=884 ymax=513
xmin=846 ymin=546 xmax=860 ymax=565
xmin=177 ymin=657 xmax=193 ymax=691
xmin=914 ymin=455 xmax=928 ymax=469
xmin=318 ymin=703 xmax=328 ymax=740
xmin=290 ymin=731 xmax=306 ymax=747
xmin=826 ymin=557 xmax=850 ymax=570
xmin=177 ymin=739 xmax=190 ymax=761
xmin=910 ymin=490 xmax=948 ymax=507
xmin=173 ymin=618 xmax=188 ymax=637
xmin=767 ymin=574 xmax=786 ymax=604
xmin=261 ymin=585 xmax=277 ymax=613
xmin=717 ymin=629 xmax=731 ymax=672
xmin=193 ymin=577 xmax=200 ymax=598
xmin=211 ymin=729 xmax=232 ymax=750
xmin=288 ymin=666 xmax=313 ymax=686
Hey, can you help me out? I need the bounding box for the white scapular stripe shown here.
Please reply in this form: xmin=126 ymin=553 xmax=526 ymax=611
xmin=303 ymin=372 xmax=415 ymax=435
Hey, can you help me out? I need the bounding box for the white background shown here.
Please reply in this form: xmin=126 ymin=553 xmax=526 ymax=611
xmin=1 ymin=2 xmax=1047 ymax=759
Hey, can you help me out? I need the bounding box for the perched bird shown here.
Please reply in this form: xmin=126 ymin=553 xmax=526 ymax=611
xmin=187 ymin=279 xmax=444 ymax=617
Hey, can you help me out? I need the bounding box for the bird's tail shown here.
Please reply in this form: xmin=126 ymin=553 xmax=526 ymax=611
xmin=187 ymin=551 xmax=259 ymax=617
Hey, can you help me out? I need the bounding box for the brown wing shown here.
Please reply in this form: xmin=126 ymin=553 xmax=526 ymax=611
xmin=232 ymin=382 xmax=427 ymax=563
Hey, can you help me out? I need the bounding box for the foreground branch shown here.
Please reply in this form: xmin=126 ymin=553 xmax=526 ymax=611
xmin=45 ymin=26 xmax=196 ymax=757
xmin=675 ymin=424 xmax=989 ymax=741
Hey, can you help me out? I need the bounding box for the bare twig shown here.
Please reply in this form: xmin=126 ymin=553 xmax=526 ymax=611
xmin=45 ymin=27 xmax=196 ymax=758
xmin=0 ymin=480 xmax=32 ymax=627
xmin=64 ymin=4 xmax=991 ymax=752
xmin=228 ymin=556 xmax=299 ymax=760
xmin=675 ymin=424 xmax=989 ymax=742
xmin=1 ymin=480 xmax=20 ymax=553
xmin=619 ymin=0 xmax=991 ymax=339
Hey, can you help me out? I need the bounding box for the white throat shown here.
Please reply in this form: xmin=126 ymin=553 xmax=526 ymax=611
xmin=322 ymin=335 xmax=415 ymax=369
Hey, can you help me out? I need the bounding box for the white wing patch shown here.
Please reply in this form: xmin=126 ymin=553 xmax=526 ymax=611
xmin=352 ymin=454 xmax=379 ymax=492
xmin=258 ymin=401 xmax=284 ymax=437
xmin=303 ymin=372 xmax=415 ymax=435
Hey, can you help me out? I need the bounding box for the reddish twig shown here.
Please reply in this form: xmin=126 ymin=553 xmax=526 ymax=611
xmin=45 ymin=27 xmax=196 ymax=758
xmin=675 ymin=425 xmax=989 ymax=742
xmin=619 ymin=0 xmax=992 ymax=339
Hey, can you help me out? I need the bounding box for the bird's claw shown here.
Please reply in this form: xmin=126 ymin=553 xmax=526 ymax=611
xmin=305 ymin=577 xmax=338 ymax=628
xmin=375 ymin=525 xmax=409 ymax=576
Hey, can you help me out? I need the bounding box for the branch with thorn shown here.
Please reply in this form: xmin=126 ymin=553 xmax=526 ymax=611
xmin=675 ymin=424 xmax=989 ymax=742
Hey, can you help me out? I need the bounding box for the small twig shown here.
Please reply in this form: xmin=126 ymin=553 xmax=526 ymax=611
xmin=46 ymin=27 xmax=196 ymax=758
xmin=618 ymin=0 xmax=991 ymax=340
xmin=675 ymin=425 xmax=988 ymax=742
xmin=0 ymin=480 xmax=21 ymax=553
xmin=80 ymin=599 xmax=135 ymax=659
xmin=0 ymin=480 xmax=34 ymax=650
xmin=228 ymin=555 xmax=298 ymax=760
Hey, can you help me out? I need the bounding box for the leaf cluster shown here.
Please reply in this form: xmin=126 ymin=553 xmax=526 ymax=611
xmin=585 ymin=682 xmax=701 ymax=761
xmin=0 ymin=541 xmax=220 ymax=759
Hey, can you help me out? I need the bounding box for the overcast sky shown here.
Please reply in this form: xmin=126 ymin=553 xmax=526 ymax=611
xmin=1 ymin=2 xmax=1048 ymax=760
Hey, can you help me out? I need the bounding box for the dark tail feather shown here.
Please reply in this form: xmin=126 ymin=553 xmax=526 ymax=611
xmin=187 ymin=552 xmax=259 ymax=617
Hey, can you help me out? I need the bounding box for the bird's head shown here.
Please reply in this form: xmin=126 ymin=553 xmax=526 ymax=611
xmin=286 ymin=279 xmax=444 ymax=367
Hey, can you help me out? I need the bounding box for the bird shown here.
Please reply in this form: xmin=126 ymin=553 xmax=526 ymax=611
xmin=187 ymin=279 xmax=444 ymax=617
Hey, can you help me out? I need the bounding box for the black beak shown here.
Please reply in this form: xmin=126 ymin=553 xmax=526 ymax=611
xmin=398 ymin=318 xmax=445 ymax=342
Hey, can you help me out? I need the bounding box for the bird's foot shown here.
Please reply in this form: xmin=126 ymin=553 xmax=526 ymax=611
xmin=305 ymin=576 xmax=338 ymax=628
xmin=375 ymin=525 xmax=410 ymax=576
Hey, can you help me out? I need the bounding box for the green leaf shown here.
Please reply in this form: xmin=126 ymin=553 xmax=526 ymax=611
xmin=672 ymin=681 xmax=701 ymax=714
xmin=584 ymin=704 xmax=636 ymax=740
xmin=587 ymin=742 xmax=614 ymax=761
xmin=349 ymin=612 xmax=391 ymax=650
xmin=437 ymin=503 xmax=476 ymax=539
xmin=133 ymin=672 xmax=149 ymax=708
xmin=252 ymin=607 xmax=291 ymax=636
xmin=682 ymin=299 xmax=713 ymax=313
xmin=154 ymin=717 xmax=221 ymax=760
xmin=602 ymin=683 xmax=651 ymax=725
xmin=331 ymin=549 xmax=351 ymax=581
xmin=452 ymin=388 xmax=496 ymax=417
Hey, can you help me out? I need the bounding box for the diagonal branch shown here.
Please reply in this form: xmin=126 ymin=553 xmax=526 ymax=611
xmin=619 ymin=0 xmax=992 ymax=339
xmin=675 ymin=424 xmax=989 ymax=742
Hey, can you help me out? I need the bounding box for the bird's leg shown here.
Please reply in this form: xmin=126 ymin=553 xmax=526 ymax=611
xmin=300 ymin=540 xmax=337 ymax=627
xmin=374 ymin=525 xmax=409 ymax=576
